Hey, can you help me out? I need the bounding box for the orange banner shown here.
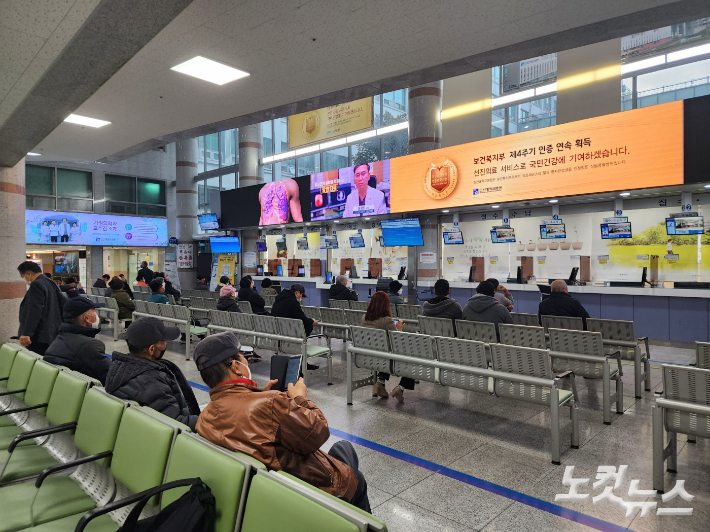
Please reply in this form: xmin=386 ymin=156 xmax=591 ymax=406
xmin=390 ymin=101 xmax=684 ymax=213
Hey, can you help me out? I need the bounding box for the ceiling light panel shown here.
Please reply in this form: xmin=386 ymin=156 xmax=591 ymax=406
xmin=64 ymin=114 xmax=111 ymax=128
xmin=171 ymin=56 xmax=249 ymax=85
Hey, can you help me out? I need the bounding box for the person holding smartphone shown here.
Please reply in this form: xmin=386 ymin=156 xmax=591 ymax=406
xmin=194 ymin=332 xmax=371 ymax=512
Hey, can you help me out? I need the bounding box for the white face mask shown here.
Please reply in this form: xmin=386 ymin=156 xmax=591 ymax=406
xmin=236 ymin=360 xmax=251 ymax=381
xmin=397 ymin=288 xmax=403 ymax=295
xmin=90 ymin=314 xmax=100 ymax=329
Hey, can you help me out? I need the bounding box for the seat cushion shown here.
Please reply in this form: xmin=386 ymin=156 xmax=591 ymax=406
xmin=0 ymin=445 xmax=57 ymax=483
xmin=22 ymin=512 xmax=117 ymax=532
xmin=558 ymin=389 xmax=573 ymax=405
xmin=305 ymin=345 xmax=331 ymax=358
xmin=0 ymin=476 xmax=95 ymax=532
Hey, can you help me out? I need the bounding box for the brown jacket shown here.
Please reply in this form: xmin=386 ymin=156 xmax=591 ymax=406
xmin=196 ymin=381 xmax=357 ymax=501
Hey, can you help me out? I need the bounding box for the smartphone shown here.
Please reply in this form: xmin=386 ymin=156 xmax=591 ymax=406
xmin=270 ymin=354 xmax=303 ymax=391
xmin=393 ymin=319 xmax=399 ymax=326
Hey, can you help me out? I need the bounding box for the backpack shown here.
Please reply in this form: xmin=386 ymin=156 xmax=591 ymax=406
xmin=118 ymin=479 xmax=215 ymax=532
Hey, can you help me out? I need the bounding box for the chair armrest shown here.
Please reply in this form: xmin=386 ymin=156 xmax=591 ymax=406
xmin=0 ymin=388 xmax=26 ymax=397
xmin=555 ymin=371 xmax=578 ymax=402
xmin=637 ymin=337 xmax=650 ymax=358
xmin=74 ymin=477 xmax=202 ymax=532
xmin=0 ymin=403 xmax=47 ymax=417
xmin=7 ymin=422 xmax=77 ymax=453
xmin=605 ymin=350 xmax=623 ymax=376
xmin=35 ymin=450 xmax=113 ymax=489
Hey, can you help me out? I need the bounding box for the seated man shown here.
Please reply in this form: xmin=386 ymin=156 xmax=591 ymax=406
xmin=329 ymin=275 xmax=358 ymax=301
xmin=60 ymin=277 xmax=85 ymax=298
xmin=486 ymin=277 xmax=514 ymax=311
xmin=93 ymin=274 xmax=110 ymax=288
xmin=422 ymin=279 xmax=463 ymax=324
xmin=237 ymin=276 xmax=267 ymax=314
xmin=386 ymin=280 xmax=404 ymax=305
xmin=462 ymin=281 xmax=513 ymax=340
xmin=270 ymin=283 xmax=315 ymax=336
xmin=106 ymin=317 xmax=200 ymax=430
xmin=538 ymin=279 xmax=590 ymax=329
xmin=194 ymin=332 xmax=370 ymax=512
xmin=44 ymin=297 xmax=111 ymax=384
xmin=194 ymin=276 xmax=209 ymax=291
xmin=148 ymin=278 xmax=171 ymax=304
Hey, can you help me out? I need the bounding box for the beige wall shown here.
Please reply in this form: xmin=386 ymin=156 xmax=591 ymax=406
xmin=441 ymin=70 xmax=493 ymax=148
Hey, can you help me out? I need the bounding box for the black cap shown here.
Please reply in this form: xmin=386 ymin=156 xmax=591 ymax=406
xmin=62 ymin=297 xmax=105 ymax=322
xmin=291 ymin=283 xmax=307 ymax=297
xmin=126 ymin=317 xmax=180 ymax=350
xmin=193 ymin=332 xmax=241 ymax=370
xmin=65 ymin=277 xmax=77 ymax=284
xmin=434 ymin=278 xmax=450 ymax=295
xmin=389 ymin=280 xmax=403 ymax=292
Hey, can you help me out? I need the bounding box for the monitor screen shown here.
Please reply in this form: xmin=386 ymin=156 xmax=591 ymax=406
xmin=256 ymin=240 xmax=267 ymax=252
xmin=296 ymin=238 xmax=308 ymax=250
xmin=349 ymin=234 xmax=365 ymax=248
xmin=276 ymin=240 xmax=288 ymax=258
xmin=297 ymin=265 xmax=305 ymax=275
xmin=443 ymin=227 xmax=463 ymax=244
xmin=210 ymin=236 xmax=241 ymax=253
xmin=54 ymin=253 xmax=78 ymax=274
xmin=540 ymin=223 xmax=566 ymax=239
xmin=380 ymin=218 xmax=423 ymax=247
xmin=197 ymin=213 xmax=219 ymax=230
xmin=490 ymin=227 xmax=516 ymax=243
xmin=324 ymin=235 xmax=339 ymax=249
xmin=601 ymin=222 xmax=632 ymax=239
xmin=666 ymin=216 xmax=704 ymax=235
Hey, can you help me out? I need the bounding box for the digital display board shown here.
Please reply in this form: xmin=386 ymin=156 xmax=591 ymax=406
xmin=601 ymin=222 xmax=632 ymax=239
xmin=490 ymin=227 xmax=516 ymax=243
xmin=296 ymin=238 xmax=309 ymax=250
xmin=210 ymin=236 xmax=241 ymax=253
xmin=666 ymin=216 xmax=704 ymax=235
xmin=442 ymin=226 xmax=464 ymax=244
xmin=380 ymin=218 xmax=423 ymax=247
xmin=324 ymin=235 xmax=338 ymax=249
xmin=256 ymin=240 xmax=267 ymax=251
xmin=349 ymin=234 xmax=365 ymax=248
xmin=540 ymin=223 xmax=566 ymax=239
xmin=197 ymin=213 xmax=219 ymax=230
xmin=310 ymin=161 xmax=390 ymax=221
xmin=26 ymin=210 xmax=168 ymax=247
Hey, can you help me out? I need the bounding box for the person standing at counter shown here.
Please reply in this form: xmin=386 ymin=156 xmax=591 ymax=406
xmin=330 ymin=275 xmax=358 ymax=301
xmin=538 ymin=279 xmax=590 ymax=329
xmin=138 ymin=261 xmax=153 ymax=284
xmin=238 ymin=276 xmax=267 ymax=314
xmin=486 ymin=278 xmax=514 ymax=312
xmin=387 ymin=280 xmax=405 ymax=305
xmin=343 ymin=163 xmax=387 ymax=218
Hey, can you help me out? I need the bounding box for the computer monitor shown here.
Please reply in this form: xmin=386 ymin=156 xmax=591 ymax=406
xmin=349 ymin=265 xmax=359 ymax=279
xmin=297 ymin=265 xmax=305 ymax=277
xmin=516 ymin=266 xmax=523 ymax=284
xmin=326 ymin=272 xmax=333 ymax=284
xmin=256 ymin=265 xmax=264 ymax=276
xmin=568 ymin=267 xmax=579 ymax=285
xmin=276 ymin=265 xmax=283 ymax=276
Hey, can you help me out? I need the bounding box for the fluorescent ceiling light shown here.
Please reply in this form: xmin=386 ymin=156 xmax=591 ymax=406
xmin=64 ymin=114 xmax=111 ymax=128
xmin=442 ymin=210 xmax=449 ymax=213
xmin=27 ymin=152 xmax=41 ymax=156
xmin=667 ymin=43 xmax=710 ymax=63
xmin=620 ymin=56 xmax=665 ymax=75
xmin=319 ymin=138 xmax=346 ymax=150
xmin=535 ymin=82 xmax=557 ymax=96
xmin=295 ymin=145 xmax=320 ymax=156
xmin=171 ymin=56 xmax=249 ymax=85
xmin=491 ymin=89 xmax=535 ymax=108
xmin=619 ymin=192 xmax=630 ymax=196
xmin=441 ymin=99 xmax=492 ymax=120
xmin=376 ymin=122 xmax=408 ymax=135
xmin=261 ymin=156 xmax=274 ymax=164
xmin=347 ymin=130 xmax=377 ymax=143
xmin=492 ymin=205 xmax=500 ymax=208
xmin=549 ymin=199 xmax=558 ymax=203
xmin=705 ymin=184 xmax=710 ymax=189
xmin=272 ymin=151 xmax=296 ymax=162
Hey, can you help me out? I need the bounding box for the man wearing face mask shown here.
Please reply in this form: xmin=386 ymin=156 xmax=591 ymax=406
xmin=386 ymin=280 xmax=405 ymax=305
xmin=105 ymin=317 xmax=200 ymax=430
xmin=195 ymin=332 xmax=371 ymax=512
xmin=44 ymin=298 xmax=111 ymax=384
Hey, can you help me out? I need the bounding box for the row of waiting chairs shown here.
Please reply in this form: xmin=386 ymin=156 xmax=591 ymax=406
xmin=133 ymin=301 xmax=208 ymax=359
xmin=0 ymin=343 xmax=386 ymax=532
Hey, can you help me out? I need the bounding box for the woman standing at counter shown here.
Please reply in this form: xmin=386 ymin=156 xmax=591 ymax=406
xmin=360 ymin=292 xmax=410 ymax=403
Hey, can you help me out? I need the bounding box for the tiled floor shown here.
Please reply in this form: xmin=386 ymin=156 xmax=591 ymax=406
xmin=99 ymin=332 xmax=709 ymax=531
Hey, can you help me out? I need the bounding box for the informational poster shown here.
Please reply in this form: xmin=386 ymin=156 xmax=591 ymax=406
xmin=25 ymin=210 xmax=168 ymax=247
xmin=288 ymin=97 xmax=373 ymax=149
xmin=217 ymin=254 xmax=235 ymax=285
xmin=209 ymin=255 xmax=220 ymax=291
xmin=243 ymin=251 xmax=257 ymax=268
xmin=390 ymin=102 xmax=683 ymax=213
xmin=419 ymin=252 xmax=436 ymax=264
xmin=163 ymin=260 xmax=181 ymax=292
xmin=78 ymin=257 xmax=87 ymax=290
xmin=177 ymin=244 xmax=194 ymax=269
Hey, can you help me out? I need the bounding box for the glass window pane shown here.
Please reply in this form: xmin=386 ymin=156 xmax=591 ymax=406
xmin=382 ymin=89 xmax=408 ymax=124
xmin=507 ymin=96 xmax=556 ymax=135
xmin=25 ymin=164 xmax=54 ymax=195
xmin=621 ymin=77 xmax=633 ymax=111
xmin=205 ymin=133 xmax=219 ymax=172
xmin=492 ymin=108 xmax=505 ymax=137
xmin=221 ymin=173 xmax=236 ymax=191
xmin=106 ymin=201 xmax=136 ymax=214
xmin=26 ymin=195 xmax=56 ymax=210
xmin=137 ymin=204 xmax=166 ymax=217
xmin=197 ymin=136 xmax=205 ymax=173
xmin=56 ymin=168 xmax=92 ymax=199
xmin=206 ymin=177 xmax=219 ymax=206
xmin=137 ymin=178 xmax=165 ymax=205
xmin=297 ymin=154 xmax=320 ymax=175
xmin=262 ymin=121 xmax=273 ymax=157
xmin=374 ymin=95 xmax=381 ymax=128
xmin=262 ymin=163 xmax=273 ymax=183
xmin=198 ymin=180 xmax=205 ymax=205
xmin=57 ymin=197 xmax=93 ymax=212
xmin=274 ymin=118 xmax=288 ymax=154
xmin=637 ymin=58 xmax=710 ymax=108
xmin=274 ymin=159 xmax=295 ymax=181
xmin=381 ymin=130 xmax=408 ymax=159
xmin=220 ymin=129 xmax=236 ymax=167
xmin=352 ymin=140 xmax=380 ymax=166
xmin=105 ymin=174 xmax=135 ymax=202
xmin=322 ymin=147 xmax=348 ymax=171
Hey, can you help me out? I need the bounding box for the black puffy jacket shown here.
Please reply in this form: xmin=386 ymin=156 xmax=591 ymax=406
xmin=44 ymin=323 xmax=110 ymax=384
xmin=105 ymin=352 xmax=200 ymax=429
xmin=238 ymin=286 xmax=266 ymax=314
xmin=329 ymin=283 xmax=358 ymax=301
xmin=270 ymin=289 xmax=313 ymax=336
xmin=538 ymin=292 xmax=590 ymax=329
xmin=217 ymin=296 xmax=242 ymax=313
xmin=19 ymin=274 xmax=65 ymax=345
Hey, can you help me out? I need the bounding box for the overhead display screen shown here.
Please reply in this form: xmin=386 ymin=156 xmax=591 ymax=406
xmin=380 ymin=218 xmax=423 ymax=247
xmin=349 ymin=234 xmax=365 ymax=248
xmin=490 ymin=227 xmax=516 ymax=243
xmin=666 ymin=216 xmax=704 ymax=235
xmin=197 ymin=213 xmax=219 ymax=230
xmin=601 ymin=222 xmax=632 ymax=239
xmin=210 ymin=236 xmax=241 ymax=253
xmin=26 ymin=210 xmax=168 ymax=247
xmin=442 ymin=226 xmax=464 ymax=244
xmin=540 ymin=222 xmax=566 ymax=239
xmin=310 ymin=160 xmax=390 ymax=220
xmin=390 ymin=101 xmax=684 ymax=212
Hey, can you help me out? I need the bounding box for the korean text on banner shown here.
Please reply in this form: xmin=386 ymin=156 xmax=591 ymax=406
xmin=217 ymin=254 xmax=236 ymax=285
xmin=289 ymin=98 xmax=373 ymax=149
xmin=177 ymin=244 xmax=194 ymax=269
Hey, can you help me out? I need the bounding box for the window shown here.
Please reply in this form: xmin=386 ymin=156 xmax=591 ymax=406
xmin=26 ymin=164 xmax=93 ymax=212
xmin=274 ymin=159 xmax=295 ymax=181
xmin=323 ymin=146 xmax=348 ymax=171
xmin=220 ymin=129 xmax=237 ymax=167
xmin=262 ymin=120 xmax=273 ymax=157
xmin=197 ymin=136 xmax=205 ymax=173
xmin=297 ymin=154 xmax=320 ymax=175
xmin=137 ymin=178 xmax=165 ymax=205
xmin=105 ymin=174 xmax=166 ymax=216
xmin=205 ymin=133 xmax=219 ymax=172
xmin=273 ymin=118 xmax=288 ymax=155
xmin=221 ymin=173 xmax=236 ymax=191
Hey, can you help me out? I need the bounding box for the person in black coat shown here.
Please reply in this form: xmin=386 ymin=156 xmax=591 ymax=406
xmin=44 ymin=297 xmax=111 ymax=384
xmin=270 ymin=284 xmax=315 ymax=336
xmin=216 ymin=285 xmax=242 ymax=313
xmin=93 ymin=274 xmax=110 ymax=288
xmin=60 ymin=277 xmax=86 ymax=298
xmin=237 ymin=276 xmax=266 ymax=314
xmin=194 ymin=276 xmax=209 ymax=291
xmin=17 ymin=261 xmax=65 ymax=356
xmin=538 ymin=279 xmax=590 ymax=329
xmin=138 ymin=261 xmax=153 ymax=284
xmin=105 ymin=318 xmax=200 ymax=430
xmin=329 ymin=275 xmax=358 ymax=301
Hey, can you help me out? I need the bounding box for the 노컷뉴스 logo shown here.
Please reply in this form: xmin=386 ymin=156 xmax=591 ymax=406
xmin=424 ymin=157 xmax=457 ymax=200
xmin=555 ymin=466 xmax=694 ymax=517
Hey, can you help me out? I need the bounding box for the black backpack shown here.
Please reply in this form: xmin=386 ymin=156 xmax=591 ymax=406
xmin=118 ymin=479 xmax=215 ymax=532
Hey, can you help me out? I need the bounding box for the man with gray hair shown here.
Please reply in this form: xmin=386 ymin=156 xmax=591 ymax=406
xmin=538 ymin=279 xmax=590 ymax=329
xmin=329 ymin=275 xmax=358 ymax=301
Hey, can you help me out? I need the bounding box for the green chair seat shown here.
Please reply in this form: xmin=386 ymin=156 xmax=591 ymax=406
xmin=0 ymin=445 xmax=58 ymax=483
xmin=558 ymin=389 xmax=573 ymax=405
xmin=20 ymin=512 xmax=116 ymax=532
xmin=0 ymin=477 xmax=95 ymax=532
xmin=306 ymin=345 xmax=332 ymax=358
xmin=0 ymin=417 xmax=17 ymax=428
xmin=190 ymin=326 xmax=209 ymax=336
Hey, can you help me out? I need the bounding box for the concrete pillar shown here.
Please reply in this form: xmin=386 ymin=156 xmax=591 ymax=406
xmin=442 ymin=71 xmax=492 ymax=147
xmin=88 ymin=246 xmax=104 ymax=282
xmin=0 ymin=159 xmax=29 ymax=342
xmin=238 ymin=124 xmax=263 ymax=187
xmin=176 ymin=138 xmax=199 ymax=290
xmin=408 ymin=81 xmax=443 ymax=154
xmin=556 ymin=39 xmax=621 ymax=124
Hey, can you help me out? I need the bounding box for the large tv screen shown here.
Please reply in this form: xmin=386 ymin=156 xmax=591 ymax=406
xmin=666 ymin=216 xmax=704 ymax=235
xmin=601 ymin=222 xmax=632 ymax=239
xmin=380 ymin=218 xmax=423 ymax=247
xmin=197 ymin=213 xmax=219 ymax=230
xmin=490 ymin=227 xmax=516 ymax=243
xmin=540 ymin=223 xmax=566 ymax=239
xmin=324 ymin=235 xmax=339 ymax=249
xmin=310 ymin=161 xmax=390 ymax=220
xmin=220 ymin=175 xmax=311 ymax=228
xmin=26 ymin=210 xmax=168 ymax=247
xmin=210 ymin=236 xmax=241 ymax=253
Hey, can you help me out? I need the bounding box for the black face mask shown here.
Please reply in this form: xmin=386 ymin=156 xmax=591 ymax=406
xmin=154 ymin=346 xmax=167 ymax=360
